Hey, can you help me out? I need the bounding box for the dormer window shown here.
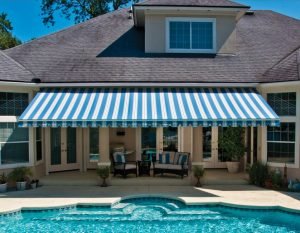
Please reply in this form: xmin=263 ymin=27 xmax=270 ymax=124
xmin=165 ymin=18 xmax=216 ymax=53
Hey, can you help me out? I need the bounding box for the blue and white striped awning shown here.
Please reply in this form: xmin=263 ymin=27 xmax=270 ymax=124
xmin=18 ymin=88 xmax=280 ymax=127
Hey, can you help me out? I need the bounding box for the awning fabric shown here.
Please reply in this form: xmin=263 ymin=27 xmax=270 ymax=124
xmin=18 ymin=87 xmax=280 ymax=127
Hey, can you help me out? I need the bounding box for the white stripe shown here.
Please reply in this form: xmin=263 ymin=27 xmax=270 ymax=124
xmin=160 ymin=90 xmax=167 ymax=119
xmin=72 ymin=91 xmax=88 ymax=120
xmin=151 ymin=89 xmax=157 ymax=120
xmin=53 ymin=92 xmax=71 ymax=119
xmin=168 ymin=91 xmax=177 ymax=119
xmin=233 ymin=88 xmax=256 ymax=119
xmin=23 ymin=92 xmax=46 ymax=119
xmin=192 ymin=92 xmax=208 ymax=119
xmin=40 ymin=92 xmax=62 ymax=120
xmin=132 ymin=90 xmax=138 ymax=120
xmin=224 ymin=88 xmax=246 ymax=119
xmin=142 ymin=90 xmax=147 ymax=120
xmin=112 ymin=91 xmax=121 ymax=119
xmin=62 ymin=92 xmax=80 ymax=119
xmin=208 ymin=88 xmax=227 ymax=119
xmin=251 ymin=92 xmax=276 ymax=119
xmin=242 ymin=89 xmax=266 ymax=119
xmin=217 ymin=89 xmax=237 ymax=119
xmin=176 ymin=91 xmax=187 ymax=119
xmin=122 ymin=91 xmax=130 ymax=120
xmin=102 ymin=90 xmax=113 ymax=120
xmin=184 ymin=89 xmax=197 ymax=119
xmin=202 ymin=92 xmax=217 ymax=119
xmin=92 ymin=92 xmax=104 ymax=119
xmin=83 ymin=91 xmax=96 ymax=119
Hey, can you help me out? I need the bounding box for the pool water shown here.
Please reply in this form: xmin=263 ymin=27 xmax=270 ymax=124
xmin=0 ymin=197 xmax=299 ymax=233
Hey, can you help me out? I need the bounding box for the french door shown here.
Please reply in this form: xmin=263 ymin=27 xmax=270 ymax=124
xmin=202 ymin=127 xmax=227 ymax=168
xmin=49 ymin=128 xmax=79 ymax=172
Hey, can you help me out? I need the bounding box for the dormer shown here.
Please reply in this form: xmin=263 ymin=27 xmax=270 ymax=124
xmin=133 ymin=0 xmax=250 ymax=55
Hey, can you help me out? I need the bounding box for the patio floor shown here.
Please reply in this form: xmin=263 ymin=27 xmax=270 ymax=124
xmin=0 ymin=185 xmax=299 ymax=214
xmin=39 ymin=169 xmax=249 ymax=186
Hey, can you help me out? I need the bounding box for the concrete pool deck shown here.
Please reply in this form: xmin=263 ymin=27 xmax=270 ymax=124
xmin=0 ymin=185 xmax=300 ymax=214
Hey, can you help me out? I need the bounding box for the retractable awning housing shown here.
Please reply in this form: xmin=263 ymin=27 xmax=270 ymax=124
xmin=18 ymin=87 xmax=280 ymax=127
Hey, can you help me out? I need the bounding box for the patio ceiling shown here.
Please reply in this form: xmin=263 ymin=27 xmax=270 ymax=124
xmin=18 ymin=87 xmax=279 ymax=127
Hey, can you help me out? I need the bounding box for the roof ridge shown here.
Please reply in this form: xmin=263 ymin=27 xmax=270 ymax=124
xmin=0 ymin=50 xmax=35 ymax=76
xmin=262 ymin=45 xmax=300 ymax=77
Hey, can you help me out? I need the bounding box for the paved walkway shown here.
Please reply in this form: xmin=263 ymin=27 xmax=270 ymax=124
xmin=0 ymin=185 xmax=299 ymax=214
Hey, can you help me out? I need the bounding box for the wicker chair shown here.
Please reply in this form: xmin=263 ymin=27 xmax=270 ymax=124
xmin=112 ymin=152 xmax=137 ymax=178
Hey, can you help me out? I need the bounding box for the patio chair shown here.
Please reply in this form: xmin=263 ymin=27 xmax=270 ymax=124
xmin=153 ymin=151 xmax=190 ymax=178
xmin=112 ymin=152 xmax=138 ymax=178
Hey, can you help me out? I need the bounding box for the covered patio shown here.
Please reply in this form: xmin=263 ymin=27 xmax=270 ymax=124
xmin=18 ymin=87 xmax=279 ymax=179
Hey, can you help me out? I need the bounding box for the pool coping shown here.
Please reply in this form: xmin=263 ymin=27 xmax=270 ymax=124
xmin=1 ymin=194 xmax=300 ymax=216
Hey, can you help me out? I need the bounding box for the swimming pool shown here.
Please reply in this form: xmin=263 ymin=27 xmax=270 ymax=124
xmin=0 ymin=197 xmax=299 ymax=233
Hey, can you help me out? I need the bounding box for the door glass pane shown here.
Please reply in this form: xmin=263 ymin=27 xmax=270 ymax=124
xmin=67 ymin=128 xmax=77 ymax=164
xmin=142 ymin=128 xmax=156 ymax=150
xmin=163 ymin=127 xmax=178 ymax=152
xmin=89 ymin=128 xmax=99 ymax=162
xmin=218 ymin=127 xmax=228 ymax=162
xmin=51 ymin=128 xmax=61 ymax=165
xmin=203 ymin=127 xmax=212 ymax=160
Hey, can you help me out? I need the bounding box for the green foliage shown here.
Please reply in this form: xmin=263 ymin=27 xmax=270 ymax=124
xmin=270 ymin=170 xmax=283 ymax=189
xmin=193 ymin=166 xmax=205 ymax=178
xmin=9 ymin=167 xmax=32 ymax=182
xmin=41 ymin=0 xmax=140 ymax=26
xmin=219 ymin=127 xmax=245 ymax=161
xmin=247 ymin=162 xmax=268 ymax=187
xmin=0 ymin=173 xmax=7 ymax=184
xmin=0 ymin=13 xmax=21 ymax=49
xmin=96 ymin=166 xmax=110 ymax=179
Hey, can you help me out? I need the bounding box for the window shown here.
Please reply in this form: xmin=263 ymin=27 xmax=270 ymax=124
xmin=89 ymin=128 xmax=99 ymax=162
xmin=36 ymin=128 xmax=42 ymax=161
xmin=163 ymin=127 xmax=178 ymax=152
xmin=267 ymin=92 xmax=296 ymax=116
xmin=142 ymin=128 xmax=156 ymax=149
xmin=0 ymin=123 xmax=29 ymax=165
xmin=0 ymin=92 xmax=28 ymax=116
xmin=267 ymin=123 xmax=295 ymax=164
xmin=218 ymin=127 xmax=229 ymax=162
xmin=203 ymin=127 xmax=212 ymax=160
xmin=166 ymin=18 xmax=216 ymax=53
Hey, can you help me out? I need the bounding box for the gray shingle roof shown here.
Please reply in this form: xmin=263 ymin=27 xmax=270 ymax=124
xmin=0 ymin=50 xmax=34 ymax=82
xmin=3 ymin=9 xmax=300 ymax=84
xmin=262 ymin=47 xmax=300 ymax=82
xmin=134 ymin=0 xmax=249 ymax=8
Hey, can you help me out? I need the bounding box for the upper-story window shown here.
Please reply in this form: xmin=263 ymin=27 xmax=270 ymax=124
xmin=166 ymin=18 xmax=216 ymax=53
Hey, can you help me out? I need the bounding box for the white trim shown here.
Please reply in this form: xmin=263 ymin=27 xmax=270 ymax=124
xmin=0 ymin=116 xmax=18 ymax=123
xmin=259 ymin=81 xmax=300 ymax=89
xmin=165 ymin=17 xmax=216 ymax=54
xmin=0 ymin=162 xmax=32 ymax=170
xmin=134 ymin=6 xmax=249 ymax=12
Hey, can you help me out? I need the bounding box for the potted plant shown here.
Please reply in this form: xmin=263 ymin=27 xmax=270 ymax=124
xmin=96 ymin=166 xmax=110 ymax=187
xmin=219 ymin=127 xmax=245 ymax=173
xmin=0 ymin=173 xmax=8 ymax=193
xmin=193 ymin=166 xmax=205 ymax=187
xmin=30 ymin=179 xmax=39 ymax=189
xmin=9 ymin=167 xmax=32 ymax=191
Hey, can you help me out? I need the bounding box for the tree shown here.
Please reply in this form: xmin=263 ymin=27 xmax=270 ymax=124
xmin=0 ymin=13 xmax=21 ymax=50
xmin=41 ymin=0 xmax=139 ymax=26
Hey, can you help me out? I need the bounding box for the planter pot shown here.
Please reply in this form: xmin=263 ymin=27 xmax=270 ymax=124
xmin=0 ymin=183 xmax=7 ymax=193
xmin=31 ymin=183 xmax=37 ymax=189
xmin=16 ymin=181 xmax=27 ymax=191
xmin=226 ymin=162 xmax=240 ymax=173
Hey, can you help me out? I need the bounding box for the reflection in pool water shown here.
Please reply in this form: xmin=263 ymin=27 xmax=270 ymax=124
xmin=0 ymin=197 xmax=299 ymax=233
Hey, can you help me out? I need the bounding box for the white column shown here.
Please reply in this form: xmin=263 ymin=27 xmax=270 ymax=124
xmin=136 ymin=127 xmax=141 ymax=160
xmin=44 ymin=127 xmax=51 ymax=175
xmin=99 ymin=127 xmax=110 ymax=166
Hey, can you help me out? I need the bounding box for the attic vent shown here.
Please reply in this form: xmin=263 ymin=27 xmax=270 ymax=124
xmin=128 ymin=7 xmax=133 ymax=19
xmin=245 ymin=10 xmax=255 ymax=16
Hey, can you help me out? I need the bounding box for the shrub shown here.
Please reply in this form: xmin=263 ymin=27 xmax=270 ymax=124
xmin=96 ymin=166 xmax=110 ymax=179
xmin=247 ymin=162 xmax=268 ymax=187
xmin=9 ymin=167 xmax=32 ymax=182
xmin=0 ymin=173 xmax=7 ymax=184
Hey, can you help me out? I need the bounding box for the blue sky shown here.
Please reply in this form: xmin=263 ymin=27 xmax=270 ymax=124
xmin=0 ymin=0 xmax=300 ymax=42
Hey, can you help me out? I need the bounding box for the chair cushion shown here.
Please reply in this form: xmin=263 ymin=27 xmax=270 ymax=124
xmin=155 ymin=164 xmax=182 ymax=170
xmin=159 ymin=152 xmax=171 ymax=164
xmin=177 ymin=153 xmax=188 ymax=165
xmin=113 ymin=152 xmax=125 ymax=163
xmin=115 ymin=164 xmax=136 ymax=170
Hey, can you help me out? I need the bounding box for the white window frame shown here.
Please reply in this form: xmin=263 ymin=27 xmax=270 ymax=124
xmin=165 ymin=17 xmax=217 ymax=54
xmin=262 ymin=89 xmax=299 ymax=169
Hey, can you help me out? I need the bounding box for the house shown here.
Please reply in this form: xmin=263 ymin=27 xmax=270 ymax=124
xmin=0 ymin=0 xmax=299 ymax=182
